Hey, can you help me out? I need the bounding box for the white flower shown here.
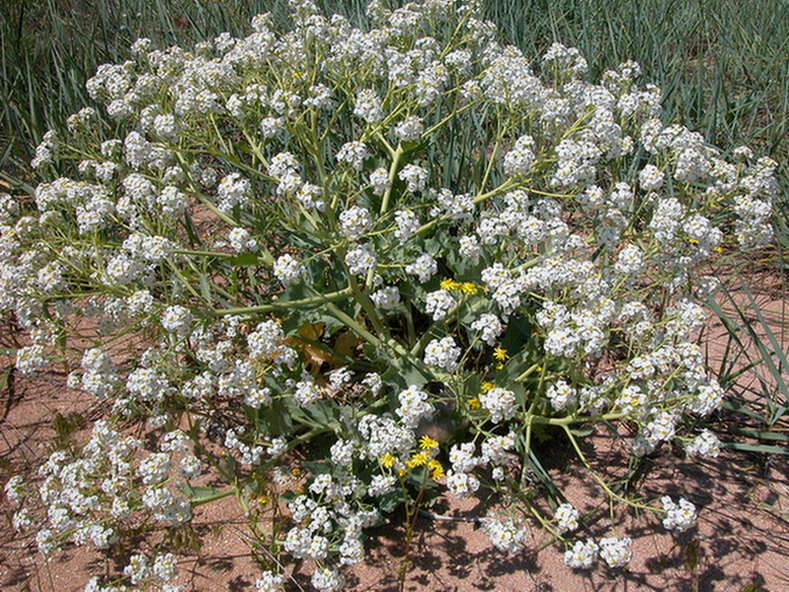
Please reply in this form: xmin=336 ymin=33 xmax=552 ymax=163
xmin=445 ymin=470 xmax=480 ymax=498
xmin=546 ymin=380 xmax=577 ymax=411
xmin=273 ymin=253 xmax=306 ymax=286
xmin=638 ymin=163 xmax=664 ymax=191
xmin=685 ymin=429 xmax=721 ymax=458
xmin=564 ymin=539 xmax=599 ymax=569
xmin=345 ymin=242 xmax=377 ymax=275
xmin=161 ymin=305 xmax=192 ymax=337
xmin=423 ymin=336 xmax=461 ymax=372
xmin=229 ymin=227 xmax=258 ymax=253
xmin=339 ymin=205 xmax=373 ymax=238
xmin=398 ymin=164 xmax=428 ymax=192
xmin=394 ymin=209 xmax=420 ymax=240
xmin=371 ymin=286 xmax=400 ymax=310
xmin=503 ymin=135 xmax=535 ymax=176
xmin=369 ymin=167 xmax=390 ymax=195
xmin=481 ymin=518 xmax=527 ymax=553
xmin=471 ymin=313 xmax=504 ymax=345
xmin=294 ymin=375 xmax=321 ymax=406
xmin=661 ymin=496 xmax=697 ymax=532
xmin=311 ymin=567 xmax=345 ymax=592
xmin=396 ymin=385 xmax=434 ymax=428
xmin=354 ymin=89 xmax=383 ymax=123
xmin=449 ymin=442 xmax=479 ymax=473
xmin=336 ymin=141 xmax=371 ymax=171
xmin=554 ymin=503 xmax=579 ymax=533
xmin=406 ymin=253 xmax=437 ymax=283
xmin=479 ymin=387 xmax=517 ymax=423
xmin=256 ymin=570 xmax=285 ymax=592
xmin=425 ymin=289 xmax=457 ymax=320
xmin=599 ymin=536 xmax=632 ymax=568
xmin=394 ymin=115 xmax=424 ymax=141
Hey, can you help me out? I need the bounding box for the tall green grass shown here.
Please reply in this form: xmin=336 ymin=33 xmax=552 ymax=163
xmin=1 ymin=0 xmax=786 ymax=442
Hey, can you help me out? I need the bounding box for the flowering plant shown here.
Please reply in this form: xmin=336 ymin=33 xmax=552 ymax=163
xmin=3 ymin=0 xmax=777 ymax=589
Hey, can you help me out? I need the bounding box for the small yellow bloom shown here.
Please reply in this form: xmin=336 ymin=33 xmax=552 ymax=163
xmin=419 ymin=435 xmax=439 ymax=450
xmin=468 ymin=397 xmax=482 ymax=409
xmin=440 ymin=278 xmax=459 ymax=291
xmin=380 ymin=452 xmax=396 ymax=468
xmin=481 ymin=382 xmax=495 ymax=392
xmin=493 ymin=347 xmax=508 ymax=361
xmin=460 ymin=282 xmax=484 ymax=295
xmin=406 ymin=451 xmax=430 ymax=468
xmin=428 ymin=459 xmax=444 ymax=480
xmin=291 ymin=467 xmax=301 ymax=477
xmin=397 ymin=468 xmax=407 ymax=477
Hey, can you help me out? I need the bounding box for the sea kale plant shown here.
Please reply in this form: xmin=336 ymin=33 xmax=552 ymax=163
xmin=2 ymin=0 xmax=778 ymax=590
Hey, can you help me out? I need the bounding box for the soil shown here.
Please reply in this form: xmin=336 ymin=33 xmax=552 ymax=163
xmin=1 ymin=273 xmax=787 ymax=592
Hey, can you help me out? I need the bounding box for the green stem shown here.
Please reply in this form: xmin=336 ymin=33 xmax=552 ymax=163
xmin=379 ymin=143 xmax=404 ymax=216
xmin=212 ymin=286 xmax=353 ymax=316
xmin=561 ymin=425 xmax=656 ymax=512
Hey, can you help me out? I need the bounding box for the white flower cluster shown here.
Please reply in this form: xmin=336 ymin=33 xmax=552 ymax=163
xmin=423 ymin=336 xmax=461 ymax=372
xmin=685 ymin=429 xmax=721 ymax=458
xmin=479 ymin=387 xmax=517 ymax=423
xmin=564 ymin=535 xmax=633 ymax=569
xmin=554 ymin=503 xmax=579 ymax=534
xmin=406 ymin=253 xmax=437 ymax=283
xmin=470 ymin=313 xmax=504 ymax=345
xmin=396 ymin=385 xmax=435 ymax=428
xmin=661 ymin=496 xmax=697 ymax=532
xmin=425 ymin=289 xmax=457 ymax=320
xmin=481 ymin=518 xmax=527 ymax=553
xmin=339 ymin=205 xmax=373 ymax=238
xmin=274 ymin=253 xmax=306 ymax=286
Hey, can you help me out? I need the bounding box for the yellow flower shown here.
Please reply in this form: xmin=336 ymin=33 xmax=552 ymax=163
xmin=460 ymin=282 xmax=483 ymax=295
xmin=406 ymin=451 xmax=430 ymax=469
xmin=419 ymin=435 xmax=439 ymax=450
xmin=440 ymin=279 xmax=484 ymax=295
xmin=481 ymin=382 xmax=495 ymax=392
xmin=380 ymin=452 xmax=396 ymax=468
xmin=291 ymin=467 xmax=301 ymax=477
xmin=428 ymin=459 xmax=444 ymax=480
xmin=493 ymin=347 xmax=508 ymax=361
xmin=440 ymin=278 xmax=461 ymax=291
xmin=468 ymin=397 xmax=482 ymax=409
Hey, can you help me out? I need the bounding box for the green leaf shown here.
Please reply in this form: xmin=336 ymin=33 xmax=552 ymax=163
xmin=569 ymin=427 xmax=595 ymax=438
xmin=304 ymin=399 xmax=342 ymax=431
xmin=381 ymin=354 xmax=431 ymax=390
xmin=302 ymin=460 xmax=332 ymax=475
xmin=726 ymin=427 xmax=789 ymax=442
xmin=377 ymin=490 xmax=403 ymax=514
xmin=230 ymin=252 xmax=259 ymax=266
xmin=255 ymin=398 xmax=294 ymax=436
xmin=178 ymin=483 xmax=234 ymax=505
xmin=723 ymin=442 xmax=789 ymax=455
xmin=522 ymin=447 xmax=567 ymax=503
